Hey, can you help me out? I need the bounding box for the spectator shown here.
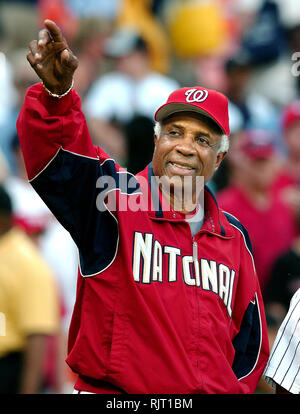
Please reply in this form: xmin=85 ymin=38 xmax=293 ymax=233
xmin=217 ymin=129 xmax=297 ymax=295
xmin=248 ymin=0 xmax=300 ymax=106
xmin=224 ymin=52 xmax=279 ymax=133
xmin=0 ymin=48 xmax=39 ymax=173
xmin=83 ymin=26 xmax=179 ymax=167
xmin=277 ymin=99 xmax=300 ymax=186
xmin=274 ymin=100 xmax=300 ymax=221
xmin=0 ymin=185 xmax=59 ymax=393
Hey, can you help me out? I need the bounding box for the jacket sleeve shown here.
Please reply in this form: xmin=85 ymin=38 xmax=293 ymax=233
xmin=17 ymin=83 xmax=134 ymax=277
xmin=224 ymin=213 xmax=269 ymax=393
xmin=232 ymin=288 xmax=269 ymax=393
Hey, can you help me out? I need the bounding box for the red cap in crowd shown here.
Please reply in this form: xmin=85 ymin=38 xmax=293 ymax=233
xmin=154 ymin=86 xmax=230 ymax=136
xmin=239 ymin=130 xmax=275 ymax=160
xmin=282 ymin=100 xmax=300 ymax=131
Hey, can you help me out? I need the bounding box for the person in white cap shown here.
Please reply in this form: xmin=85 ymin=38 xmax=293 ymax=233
xmin=16 ymin=20 xmax=269 ymax=394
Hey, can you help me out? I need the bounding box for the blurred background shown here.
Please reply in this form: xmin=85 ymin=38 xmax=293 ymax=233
xmin=0 ymin=0 xmax=300 ymax=394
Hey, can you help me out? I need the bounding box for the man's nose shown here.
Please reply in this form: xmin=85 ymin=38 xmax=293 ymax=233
xmin=175 ymin=134 xmax=197 ymax=156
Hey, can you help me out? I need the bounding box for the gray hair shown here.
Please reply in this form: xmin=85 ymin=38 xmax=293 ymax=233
xmin=154 ymin=121 xmax=229 ymax=154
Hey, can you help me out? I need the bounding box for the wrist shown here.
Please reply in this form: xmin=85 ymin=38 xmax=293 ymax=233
xmin=40 ymin=82 xmax=74 ymax=116
xmin=42 ymin=79 xmax=74 ymax=98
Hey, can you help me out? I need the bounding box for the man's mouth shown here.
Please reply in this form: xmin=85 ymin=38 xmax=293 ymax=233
xmin=168 ymin=161 xmax=195 ymax=174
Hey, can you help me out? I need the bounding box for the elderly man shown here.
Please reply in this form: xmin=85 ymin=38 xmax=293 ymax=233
xmin=17 ymin=20 xmax=269 ymax=394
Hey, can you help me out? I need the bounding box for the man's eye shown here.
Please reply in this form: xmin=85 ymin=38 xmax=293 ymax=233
xmin=168 ymin=130 xmax=180 ymax=136
xmin=197 ymin=137 xmax=210 ymax=146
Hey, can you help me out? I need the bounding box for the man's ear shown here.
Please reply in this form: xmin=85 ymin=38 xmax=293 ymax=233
xmin=214 ymin=151 xmax=227 ymax=171
xmin=154 ymin=135 xmax=158 ymax=148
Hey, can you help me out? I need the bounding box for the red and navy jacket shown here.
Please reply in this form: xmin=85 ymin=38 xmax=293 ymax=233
xmin=17 ymin=83 xmax=269 ymax=394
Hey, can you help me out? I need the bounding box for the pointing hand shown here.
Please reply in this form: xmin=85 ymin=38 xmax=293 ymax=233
xmin=27 ymin=19 xmax=78 ymax=95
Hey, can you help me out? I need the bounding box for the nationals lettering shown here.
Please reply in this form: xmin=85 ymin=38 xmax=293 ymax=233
xmin=132 ymin=231 xmax=236 ymax=317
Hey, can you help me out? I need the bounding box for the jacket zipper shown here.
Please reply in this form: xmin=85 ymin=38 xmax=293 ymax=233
xmin=192 ymin=236 xmax=203 ymax=384
xmin=193 ymin=238 xmax=201 ymax=287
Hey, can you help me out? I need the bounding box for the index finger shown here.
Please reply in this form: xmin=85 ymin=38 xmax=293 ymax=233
xmin=44 ymin=19 xmax=64 ymax=43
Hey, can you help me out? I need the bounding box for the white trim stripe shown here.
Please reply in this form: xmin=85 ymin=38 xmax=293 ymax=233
xmin=28 ymin=146 xmax=100 ymax=183
xmin=28 ymin=146 xmax=143 ymax=278
xmin=28 ymin=146 xmax=62 ymax=182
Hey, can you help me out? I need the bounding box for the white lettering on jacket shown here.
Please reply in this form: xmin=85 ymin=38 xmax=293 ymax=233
xmin=132 ymin=232 xmax=236 ymax=317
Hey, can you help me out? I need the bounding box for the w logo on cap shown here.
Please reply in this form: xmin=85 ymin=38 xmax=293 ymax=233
xmin=185 ymin=88 xmax=208 ymax=103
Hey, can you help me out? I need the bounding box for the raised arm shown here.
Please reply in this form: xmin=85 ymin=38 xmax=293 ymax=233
xmin=17 ymin=21 xmax=122 ymax=277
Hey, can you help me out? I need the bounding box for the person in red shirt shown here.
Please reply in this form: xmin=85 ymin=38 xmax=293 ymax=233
xmin=217 ymin=129 xmax=297 ymax=296
xmin=16 ymin=20 xmax=269 ymax=394
xmin=273 ymin=100 xmax=300 ymax=215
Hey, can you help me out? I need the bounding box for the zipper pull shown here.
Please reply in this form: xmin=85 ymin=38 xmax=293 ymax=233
xmin=193 ymin=241 xmax=198 ymax=261
xmin=193 ymin=240 xmax=201 ymax=287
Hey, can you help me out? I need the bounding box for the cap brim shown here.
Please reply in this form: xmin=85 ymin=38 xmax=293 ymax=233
xmin=154 ymin=103 xmax=228 ymax=135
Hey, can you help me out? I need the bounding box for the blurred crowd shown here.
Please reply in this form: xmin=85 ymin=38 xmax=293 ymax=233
xmin=0 ymin=0 xmax=300 ymax=394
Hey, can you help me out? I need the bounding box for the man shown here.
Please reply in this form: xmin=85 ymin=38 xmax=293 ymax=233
xmin=264 ymin=288 xmax=300 ymax=394
xmin=0 ymin=185 xmax=59 ymax=393
xmin=17 ymin=20 xmax=269 ymax=394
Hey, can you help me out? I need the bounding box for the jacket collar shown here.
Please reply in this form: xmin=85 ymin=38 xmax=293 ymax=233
xmin=136 ymin=163 xmax=234 ymax=239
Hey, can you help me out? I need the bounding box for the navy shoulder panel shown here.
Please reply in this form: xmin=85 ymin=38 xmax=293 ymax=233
xmin=31 ymin=149 xmax=140 ymax=276
xmin=232 ymin=296 xmax=262 ymax=380
xmin=223 ymin=211 xmax=253 ymax=254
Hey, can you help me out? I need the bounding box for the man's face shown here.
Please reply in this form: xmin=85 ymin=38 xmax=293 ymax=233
xmin=152 ymin=112 xmax=226 ymax=184
xmin=241 ymin=156 xmax=277 ymax=191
